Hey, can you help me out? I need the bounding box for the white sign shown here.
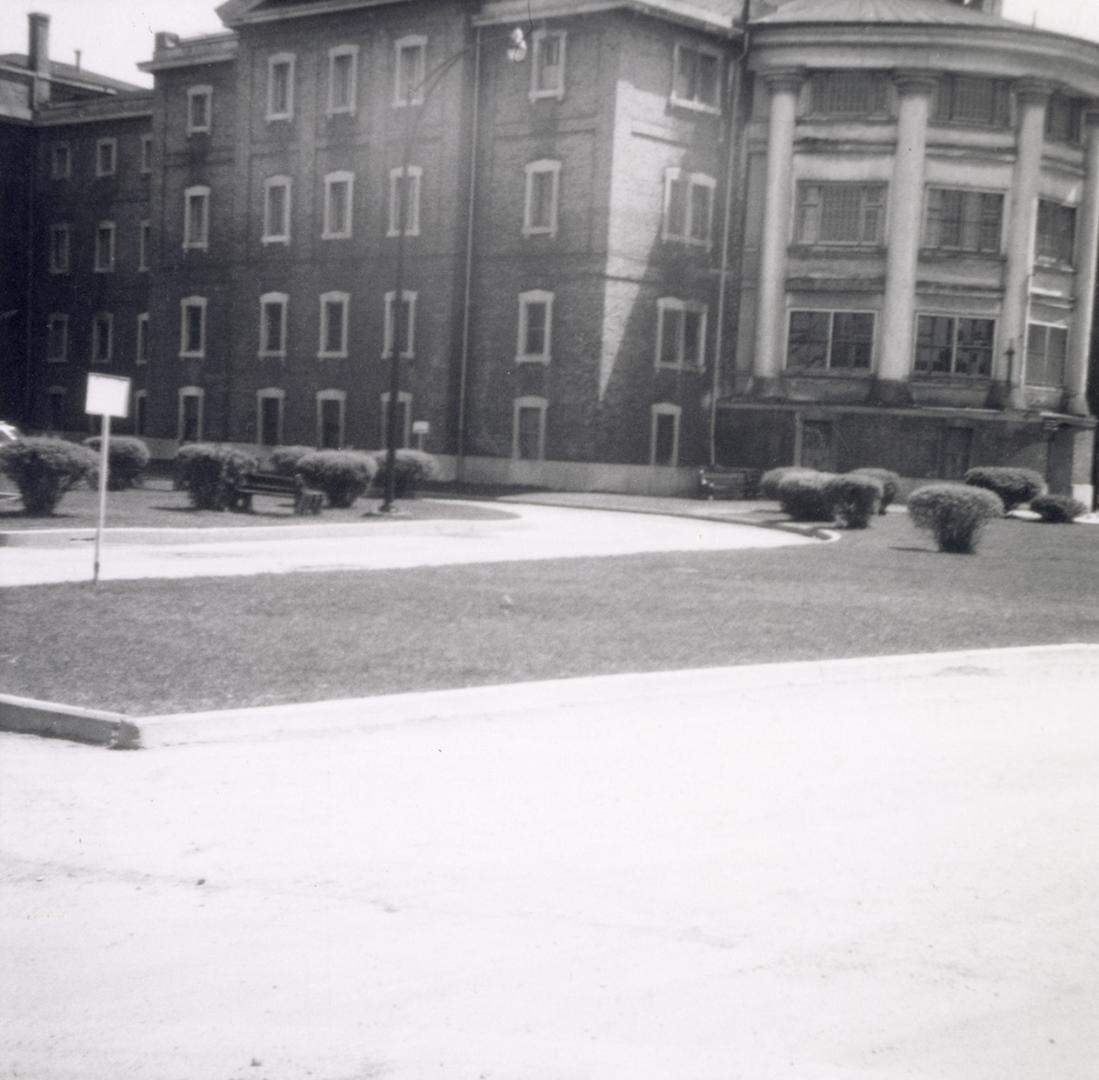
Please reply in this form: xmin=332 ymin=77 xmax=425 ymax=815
xmin=412 ymin=420 xmax=430 ymax=435
xmin=85 ymin=373 xmax=131 ymax=418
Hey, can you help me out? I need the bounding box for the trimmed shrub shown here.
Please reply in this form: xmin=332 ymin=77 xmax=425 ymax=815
xmin=296 ymin=450 xmax=377 ymax=508
xmin=777 ymin=471 xmax=835 ymax=522
xmin=964 ymin=466 xmax=1045 ymax=512
xmin=268 ymin=445 xmax=316 ymax=478
xmin=83 ymin=435 xmax=151 ymax=490
xmin=1030 ymin=493 xmax=1087 ymax=523
xmin=908 ymin=483 xmax=1004 ymax=554
xmin=759 ymin=466 xmax=817 ymax=501
xmin=849 ymin=467 xmax=900 ymax=513
xmin=371 ymin=448 xmax=439 ymax=498
xmin=825 ymin=473 xmax=883 ymax=529
xmin=0 ymin=437 xmax=99 ymax=515
xmin=174 ymin=443 xmax=258 ymax=511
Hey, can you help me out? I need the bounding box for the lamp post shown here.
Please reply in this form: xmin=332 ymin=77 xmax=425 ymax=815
xmin=379 ymin=26 xmax=527 ymax=513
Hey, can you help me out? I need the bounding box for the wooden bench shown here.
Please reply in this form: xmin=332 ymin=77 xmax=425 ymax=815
xmin=230 ymin=472 xmax=324 ymax=515
xmin=697 ymin=466 xmax=761 ymax=501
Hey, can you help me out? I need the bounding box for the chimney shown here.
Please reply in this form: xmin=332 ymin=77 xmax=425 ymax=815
xmin=28 ymin=12 xmax=50 ymax=107
xmin=154 ymin=31 xmax=181 ymax=54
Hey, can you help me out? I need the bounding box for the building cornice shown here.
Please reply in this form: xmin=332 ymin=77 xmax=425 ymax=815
xmin=140 ymin=33 xmax=238 ymax=73
xmin=219 ymin=0 xmax=422 ymax=27
xmin=476 ymin=0 xmax=743 ymax=36
xmin=33 ymin=107 xmax=154 ymax=126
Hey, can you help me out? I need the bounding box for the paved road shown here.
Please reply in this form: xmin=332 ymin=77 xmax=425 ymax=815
xmin=0 ymin=500 xmax=810 ymax=586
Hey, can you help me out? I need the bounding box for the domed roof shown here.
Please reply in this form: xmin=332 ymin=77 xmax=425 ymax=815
xmin=754 ymin=0 xmax=1015 ymax=29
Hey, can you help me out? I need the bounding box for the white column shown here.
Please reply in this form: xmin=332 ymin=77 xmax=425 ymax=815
xmin=753 ymin=69 xmax=803 ymax=394
xmin=1066 ymin=108 xmax=1099 ymax=415
xmin=1000 ymin=79 xmax=1050 ymax=404
xmin=876 ymin=71 xmax=936 ymax=402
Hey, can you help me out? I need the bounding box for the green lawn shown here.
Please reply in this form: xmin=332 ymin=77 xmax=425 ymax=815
xmin=2 ymin=512 xmax=1097 ymax=715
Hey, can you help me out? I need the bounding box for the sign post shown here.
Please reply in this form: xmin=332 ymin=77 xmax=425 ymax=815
xmin=84 ymin=373 xmax=131 ymax=585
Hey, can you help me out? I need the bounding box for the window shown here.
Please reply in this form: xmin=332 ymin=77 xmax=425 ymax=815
xmin=95 ymin=137 xmax=117 ymax=177
xmin=323 ymin=171 xmax=354 ymax=238
xmin=933 ymin=76 xmax=1009 ymax=127
xmin=523 ymin=160 xmax=561 ymax=237
xmin=663 ymin=168 xmax=715 ymax=247
xmin=1026 ymin=323 xmax=1068 ymax=387
xmin=141 ymin=134 xmax=153 ymax=174
xmin=513 ymin=396 xmax=548 ymax=461
xmin=655 ymin=298 xmax=706 ymax=371
xmin=328 ymin=45 xmax=358 ymax=114
xmin=808 ymin=72 xmax=888 ymax=117
xmin=187 ymin=85 xmax=212 ymax=134
xmin=923 ymin=188 xmax=1003 ymax=254
xmin=316 ymin=390 xmax=346 ymax=448
xmin=1046 ymin=94 xmax=1082 ymax=144
xmin=263 ymin=177 xmax=291 ymax=244
xmin=46 ymin=313 xmax=68 ymax=363
xmin=1036 ymin=200 xmax=1076 ymax=265
xmin=257 ymin=388 xmax=285 ymax=447
xmin=178 ymin=386 xmax=204 ymax=442
xmin=380 ymin=391 xmax=412 ymax=449
xmin=318 ymin=291 xmax=349 ymax=358
xmin=530 ymin=30 xmax=566 ymax=101
xmin=50 ymin=142 xmax=70 ymax=180
xmin=48 ymin=223 xmax=70 ymax=274
xmin=94 ymin=221 xmax=116 ymax=272
xmin=136 ymin=313 xmax=150 ymax=365
xmin=914 ymin=315 xmax=994 ymax=377
xmin=394 ymin=35 xmax=426 ymax=106
xmin=260 ymin=293 xmax=288 ymax=358
xmin=180 ymin=297 xmax=207 ymax=358
xmin=183 ymin=185 xmax=210 ymax=250
xmin=133 ymin=390 xmax=147 ymax=436
xmin=787 ymin=310 xmax=875 ymax=371
xmin=91 ymin=313 xmax=113 ymax=365
xmin=267 ymin=53 xmax=295 ymax=120
xmin=795 ymin=183 xmax=886 ymax=246
xmin=650 ymin=403 xmax=681 ymax=467
xmin=517 ymin=290 xmax=553 ymax=363
xmin=46 ymin=387 xmax=67 ymax=432
xmin=139 ymin=219 xmax=152 ymax=271
xmin=387 ymin=165 xmax=421 ymax=237
xmin=383 ymin=290 xmax=417 ymax=358
xmin=671 ymin=43 xmax=720 ymax=112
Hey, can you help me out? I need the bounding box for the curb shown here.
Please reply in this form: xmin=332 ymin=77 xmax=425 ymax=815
xmin=0 ymin=693 xmax=140 ymax=749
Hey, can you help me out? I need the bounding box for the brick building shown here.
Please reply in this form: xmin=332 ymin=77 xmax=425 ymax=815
xmin=5 ymin=0 xmax=1099 ymax=501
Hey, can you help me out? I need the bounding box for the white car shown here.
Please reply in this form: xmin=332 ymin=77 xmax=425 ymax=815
xmin=0 ymin=421 xmax=22 ymax=444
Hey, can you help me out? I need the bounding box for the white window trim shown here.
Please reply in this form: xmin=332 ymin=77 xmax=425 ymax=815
xmin=662 ymin=168 xmax=716 ymax=248
xmin=136 ymin=312 xmax=150 ymax=366
xmin=327 ymin=44 xmax=359 ymax=115
xmin=139 ymin=219 xmax=152 ymax=272
xmin=257 ymin=387 xmax=286 ymax=446
xmin=1025 ymin=320 xmax=1069 ymax=387
xmin=95 ymin=137 xmax=117 ymax=177
xmin=91 ymin=312 xmax=113 ymax=366
xmin=393 ymin=34 xmax=427 ymax=107
xmin=650 ymin=403 xmax=682 ymax=467
xmin=259 ymin=292 xmax=289 ymax=359
xmin=50 ymin=142 xmax=71 ymax=180
xmin=133 ymin=389 xmax=148 ymax=436
xmin=655 ymin=297 xmax=708 ymax=371
xmin=523 ymin=159 xmax=561 ymax=238
xmin=179 ymin=295 xmax=208 ymax=359
xmin=670 ymin=42 xmax=722 ymax=114
xmin=48 ymin=223 xmax=70 ymax=274
xmin=262 ymin=176 xmax=292 ymax=245
xmin=316 ymin=389 xmax=347 ymax=448
xmin=178 ymin=386 xmax=205 ymax=442
xmin=94 ymin=221 xmax=116 ymax=273
xmin=387 ymin=165 xmax=422 ymax=238
xmin=187 ymin=85 xmax=213 ymax=135
xmin=512 ymin=395 xmax=548 ymax=461
xmin=267 ymin=52 xmax=296 ymax=121
xmin=383 ymin=290 xmax=418 ymax=358
xmin=380 ymin=390 xmax=413 ymax=449
xmin=183 ymin=185 xmax=210 ymax=251
xmin=46 ymin=313 xmax=68 ymax=363
xmin=530 ymin=29 xmax=566 ymax=102
xmin=516 ymin=289 xmax=554 ymax=364
xmin=140 ymin=134 xmax=153 ymax=175
xmin=322 ymin=171 xmax=355 ymax=239
xmin=318 ymin=291 xmax=350 ymax=359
